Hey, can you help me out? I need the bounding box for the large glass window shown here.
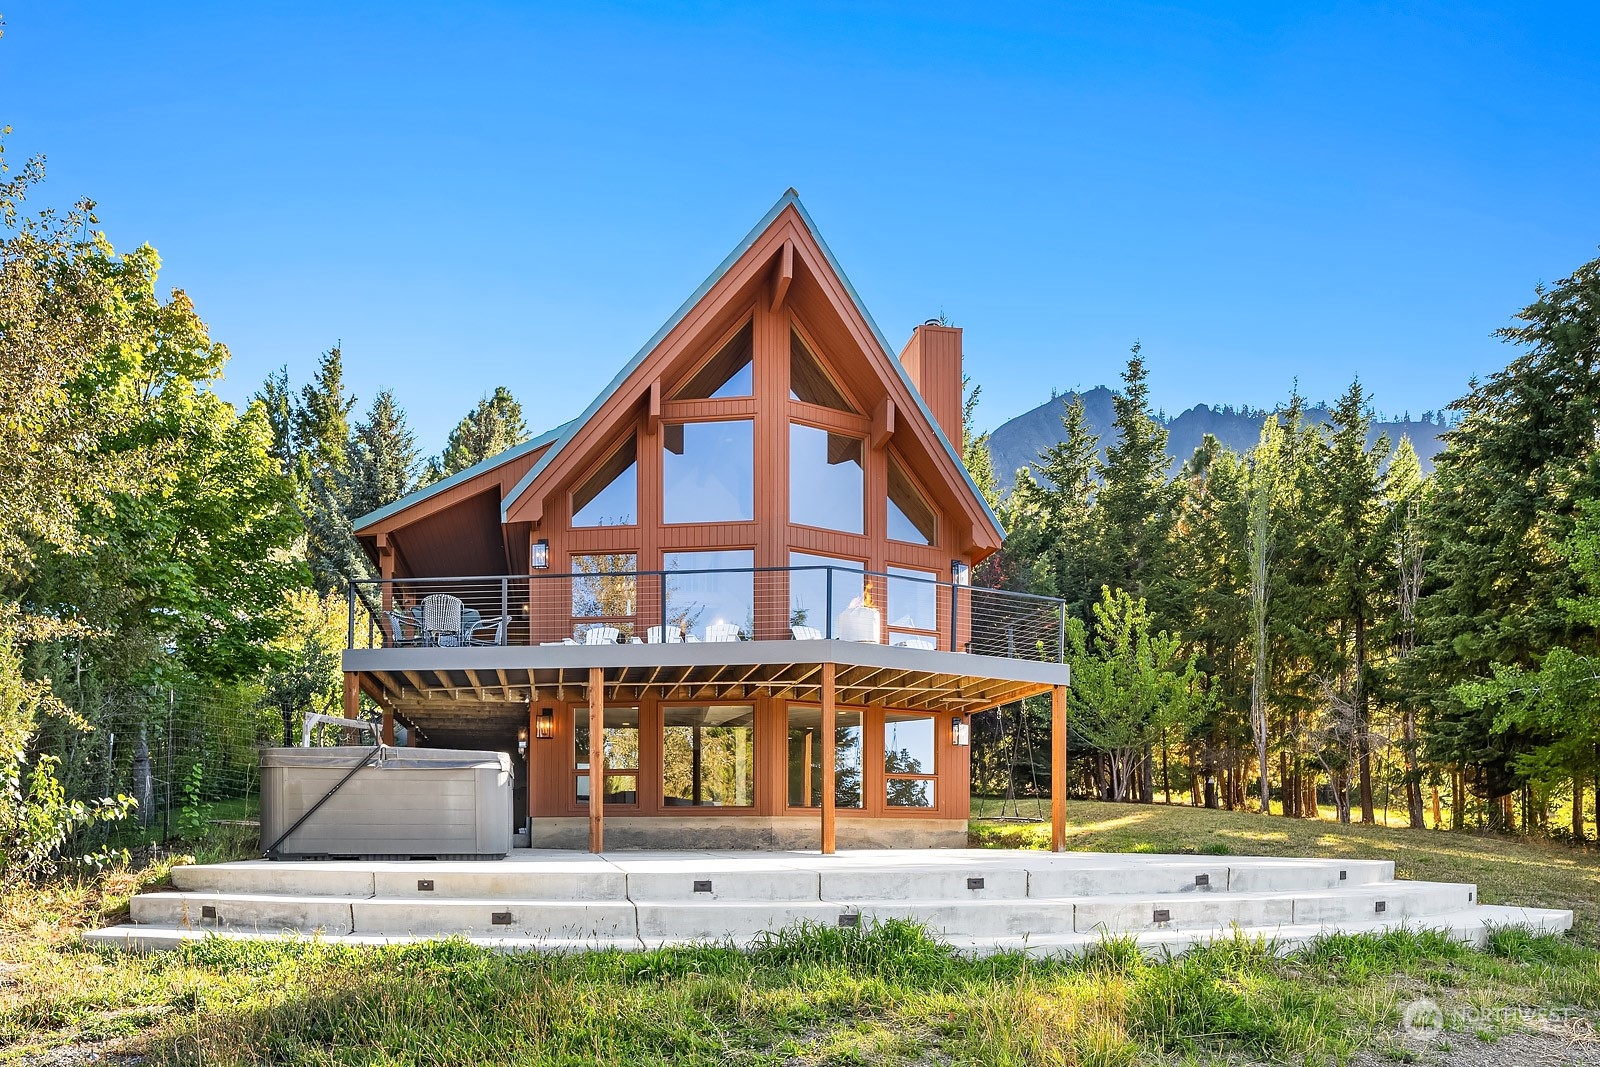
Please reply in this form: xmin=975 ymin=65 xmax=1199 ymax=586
xmin=571 ymin=437 xmax=638 ymax=527
xmin=789 ymin=329 xmax=855 ymax=412
xmin=664 ymin=550 xmax=754 ymax=641
xmin=788 ymin=551 xmax=864 ymax=639
xmin=571 ymin=553 xmax=637 ymax=641
xmin=663 ymin=420 xmax=754 ymax=524
xmin=887 ymin=454 xmax=937 ymax=545
xmin=662 ymin=705 xmax=754 ymax=807
xmin=574 ymin=707 xmax=639 ymax=805
xmin=790 ymin=423 xmax=864 ymax=533
xmin=672 ymin=321 xmax=752 ymax=400
xmin=786 ymin=707 xmax=864 ymax=808
xmin=885 ymin=712 xmax=937 ymax=808
xmin=888 ymin=565 xmax=939 ymax=648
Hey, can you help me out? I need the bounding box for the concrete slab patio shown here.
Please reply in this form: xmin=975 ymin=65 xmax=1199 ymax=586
xmin=85 ymin=848 xmax=1573 ymax=957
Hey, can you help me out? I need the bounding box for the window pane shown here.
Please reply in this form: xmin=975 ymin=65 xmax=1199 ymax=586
xmin=571 ymin=554 xmax=636 ymax=640
xmin=663 ymin=420 xmax=754 ymax=523
xmin=572 ymin=437 xmax=638 ymax=527
xmin=887 ymin=454 xmax=936 ymax=545
xmin=790 ymin=423 xmax=863 ymax=533
xmin=574 ymin=773 xmax=639 ymax=806
xmin=887 ymin=778 xmax=936 ymax=808
xmin=789 ymin=329 xmax=855 ymax=411
xmin=672 ymin=321 xmax=752 ymax=399
xmin=662 ymin=705 xmax=754 ymax=807
xmin=788 ymin=552 xmax=864 ymax=638
xmin=665 ymin=550 xmax=753 ymax=641
xmin=786 ymin=707 xmax=863 ymax=808
xmin=884 ymin=713 xmax=935 ymax=776
xmin=888 ymin=566 xmax=938 ymax=633
xmin=574 ymin=707 xmax=640 ymax=770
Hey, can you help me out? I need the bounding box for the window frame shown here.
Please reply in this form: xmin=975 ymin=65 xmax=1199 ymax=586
xmin=787 ymin=420 xmax=867 ymax=536
xmin=660 ymin=416 xmax=757 ymax=526
xmin=572 ymin=705 xmax=642 ymax=810
xmin=882 ymin=711 xmax=939 ymax=810
xmin=886 ymin=449 xmax=939 ymax=548
xmin=568 ymin=430 xmax=640 ymax=529
xmin=658 ymin=701 xmax=758 ymax=810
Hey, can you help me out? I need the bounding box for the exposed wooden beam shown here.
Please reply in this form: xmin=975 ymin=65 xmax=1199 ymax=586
xmin=589 ymin=667 xmax=605 ymax=853
xmin=820 ymin=661 xmax=836 ymax=855
xmin=647 ymin=378 xmax=662 ymax=437
xmin=1052 ymin=684 xmax=1068 ymax=853
xmin=770 ymin=239 xmax=793 ymax=311
xmin=871 ymin=397 xmax=895 ymax=451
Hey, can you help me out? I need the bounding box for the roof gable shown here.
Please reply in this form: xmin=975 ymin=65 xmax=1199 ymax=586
xmin=502 ymin=191 xmax=1004 ymax=548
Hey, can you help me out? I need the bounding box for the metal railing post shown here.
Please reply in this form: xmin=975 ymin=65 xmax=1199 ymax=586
xmin=346 ymin=583 xmax=357 ymax=649
xmin=1058 ymin=603 xmax=1067 ymax=663
xmin=660 ymin=573 xmax=669 ymax=643
xmin=501 ymin=577 xmax=510 ymax=639
xmin=825 ymin=568 xmax=834 ymax=640
xmin=949 ymin=579 xmax=959 ymax=653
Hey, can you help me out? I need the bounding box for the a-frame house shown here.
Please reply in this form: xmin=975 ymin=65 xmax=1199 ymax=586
xmin=344 ymin=191 xmax=1071 ymax=851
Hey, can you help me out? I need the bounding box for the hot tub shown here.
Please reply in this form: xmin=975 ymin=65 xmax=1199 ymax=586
xmin=260 ymin=747 xmax=512 ymax=860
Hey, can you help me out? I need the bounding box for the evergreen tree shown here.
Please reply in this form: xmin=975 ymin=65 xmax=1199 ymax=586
xmin=346 ymin=389 xmax=421 ymax=521
xmin=1096 ymin=346 xmax=1181 ymax=614
xmin=1382 ymin=435 xmax=1428 ymax=828
xmin=1031 ymin=394 xmax=1105 ymax=618
xmin=434 ymin=386 xmax=529 ymax=478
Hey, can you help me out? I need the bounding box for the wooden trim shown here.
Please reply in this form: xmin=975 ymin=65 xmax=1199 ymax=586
xmin=871 ymin=397 xmax=895 ymax=452
xmin=820 ymin=662 xmax=836 ymax=854
xmin=771 ymin=239 xmax=793 ymax=311
xmin=588 ymin=667 xmax=605 ymax=852
xmin=647 ymin=379 xmax=661 ymax=437
xmin=1052 ymin=684 xmax=1067 ymax=852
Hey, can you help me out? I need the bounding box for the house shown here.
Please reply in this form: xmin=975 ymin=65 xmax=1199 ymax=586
xmin=342 ymin=190 xmax=1072 ymax=851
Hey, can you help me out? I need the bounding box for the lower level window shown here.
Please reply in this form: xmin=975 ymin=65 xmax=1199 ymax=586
xmin=787 ymin=707 xmax=863 ymax=808
xmin=662 ymin=705 xmax=754 ymax=807
xmin=884 ymin=712 xmax=936 ymax=808
xmin=574 ymin=707 xmax=639 ymax=805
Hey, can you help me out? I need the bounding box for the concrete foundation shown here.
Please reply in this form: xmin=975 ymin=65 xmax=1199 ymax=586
xmin=526 ymin=816 xmax=969 ymax=850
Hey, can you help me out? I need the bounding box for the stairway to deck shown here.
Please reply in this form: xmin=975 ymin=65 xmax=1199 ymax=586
xmin=84 ymin=849 xmax=1572 ymax=957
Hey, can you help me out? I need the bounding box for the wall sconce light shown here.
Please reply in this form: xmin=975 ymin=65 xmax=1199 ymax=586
xmin=951 ymin=716 xmax=970 ymax=747
xmin=534 ymin=707 xmax=555 ymax=740
xmin=951 ymin=560 xmax=971 ymax=586
xmin=530 ymin=539 xmax=550 ymax=571
xmin=517 ymin=725 xmax=529 ymax=757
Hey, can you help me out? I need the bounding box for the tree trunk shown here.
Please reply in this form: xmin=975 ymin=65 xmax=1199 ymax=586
xmin=1573 ymin=777 xmax=1585 ymax=844
xmin=1141 ymin=744 xmax=1154 ymax=804
xmin=1451 ymin=768 xmax=1465 ymax=830
xmin=1161 ymin=742 xmax=1172 ymax=805
xmin=1431 ymin=785 xmax=1442 ymax=830
xmin=1280 ymin=751 xmax=1293 ymax=817
xmin=1355 ymin=615 xmax=1375 ymax=824
xmin=1403 ymin=707 xmax=1425 ymax=829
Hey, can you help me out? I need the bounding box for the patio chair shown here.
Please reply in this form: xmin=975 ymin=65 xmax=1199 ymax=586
xmin=467 ymin=615 xmax=508 ymax=646
xmin=705 ymin=622 xmax=740 ymax=643
xmin=386 ymin=609 xmax=426 ymax=647
xmin=790 ymin=625 xmax=824 ymax=641
xmin=895 ymin=636 xmax=936 ymax=651
xmin=421 ymin=594 xmax=464 ymax=645
xmin=584 ymin=625 xmax=621 ymax=645
xmin=647 ymin=625 xmax=684 ymax=644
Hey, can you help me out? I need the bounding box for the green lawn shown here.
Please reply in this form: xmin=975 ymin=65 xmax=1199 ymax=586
xmin=2 ymin=802 xmax=1598 ymax=1065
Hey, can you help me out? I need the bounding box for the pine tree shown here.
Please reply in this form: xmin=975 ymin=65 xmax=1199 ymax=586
xmin=435 ymin=386 xmax=529 ymax=478
xmin=1383 ymin=435 xmax=1428 ymax=828
xmin=1031 ymin=394 xmax=1105 ymax=618
xmin=1096 ymin=346 xmax=1181 ymax=615
xmin=346 ymin=389 xmax=421 ymax=522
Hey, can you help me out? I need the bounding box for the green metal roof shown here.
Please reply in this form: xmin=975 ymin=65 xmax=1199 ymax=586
xmin=500 ymin=189 xmax=1005 ymax=537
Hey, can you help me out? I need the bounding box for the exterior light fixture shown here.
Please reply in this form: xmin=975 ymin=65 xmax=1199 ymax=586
xmin=951 ymin=716 xmax=970 ymax=747
xmin=951 ymin=560 xmax=970 ymax=586
xmin=530 ymin=539 xmax=550 ymax=571
xmin=517 ymin=725 xmax=529 ymax=757
xmin=534 ymin=707 xmax=555 ymax=740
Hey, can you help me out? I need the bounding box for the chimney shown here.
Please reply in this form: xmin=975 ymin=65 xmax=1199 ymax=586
xmin=898 ymin=323 xmax=963 ymax=448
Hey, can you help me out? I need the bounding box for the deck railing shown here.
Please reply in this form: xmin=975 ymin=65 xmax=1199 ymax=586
xmin=347 ymin=566 xmax=1067 ymax=663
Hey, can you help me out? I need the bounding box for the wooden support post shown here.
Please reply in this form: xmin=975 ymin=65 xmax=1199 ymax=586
xmin=821 ymin=662 xmax=836 ymax=855
xmin=588 ymin=667 xmax=605 ymax=853
xmin=1051 ymin=684 xmax=1068 ymax=852
xmin=342 ymin=672 xmax=361 ymax=744
xmin=381 ymin=707 xmax=395 ymax=746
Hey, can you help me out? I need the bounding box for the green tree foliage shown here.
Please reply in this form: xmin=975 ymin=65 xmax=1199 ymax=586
xmin=346 ymin=389 xmax=422 ymax=522
xmin=433 ymin=385 xmax=529 ymax=479
xmin=1097 ymin=346 xmax=1181 ymax=612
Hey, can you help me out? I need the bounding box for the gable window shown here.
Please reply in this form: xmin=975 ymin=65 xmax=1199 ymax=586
xmin=789 ymin=329 xmax=856 ymax=412
xmin=887 ymin=454 xmax=937 ymax=546
xmin=571 ymin=436 xmax=638 ymax=527
xmin=789 ymin=423 xmax=863 ymax=534
xmin=662 ymin=705 xmax=754 ymax=807
xmin=663 ymin=420 xmax=754 ymax=524
xmin=664 ymin=549 xmax=754 ymax=641
xmin=672 ymin=321 xmax=753 ymax=400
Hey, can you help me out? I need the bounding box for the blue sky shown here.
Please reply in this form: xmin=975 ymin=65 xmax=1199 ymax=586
xmin=3 ymin=2 xmax=1597 ymax=452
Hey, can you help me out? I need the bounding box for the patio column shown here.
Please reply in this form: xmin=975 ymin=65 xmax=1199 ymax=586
xmin=820 ymin=661 xmax=836 ymax=855
xmin=588 ymin=667 xmax=605 ymax=853
xmin=1051 ymin=684 xmax=1068 ymax=852
xmin=380 ymin=707 xmax=395 ymax=746
xmin=342 ymin=672 xmax=361 ymax=744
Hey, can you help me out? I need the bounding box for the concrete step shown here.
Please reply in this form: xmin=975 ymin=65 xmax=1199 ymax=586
xmin=163 ymin=853 xmax=1396 ymax=903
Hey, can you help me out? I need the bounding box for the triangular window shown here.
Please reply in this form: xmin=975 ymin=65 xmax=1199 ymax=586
xmin=571 ymin=436 xmax=638 ymax=527
xmin=789 ymin=329 xmax=856 ymax=412
xmin=672 ymin=321 xmax=753 ymax=400
xmin=888 ymin=454 xmax=937 ymax=546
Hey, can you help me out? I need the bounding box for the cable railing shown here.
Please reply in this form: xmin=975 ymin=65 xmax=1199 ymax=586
xmin=348 ymin=566 xmax=1066 ymax=663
